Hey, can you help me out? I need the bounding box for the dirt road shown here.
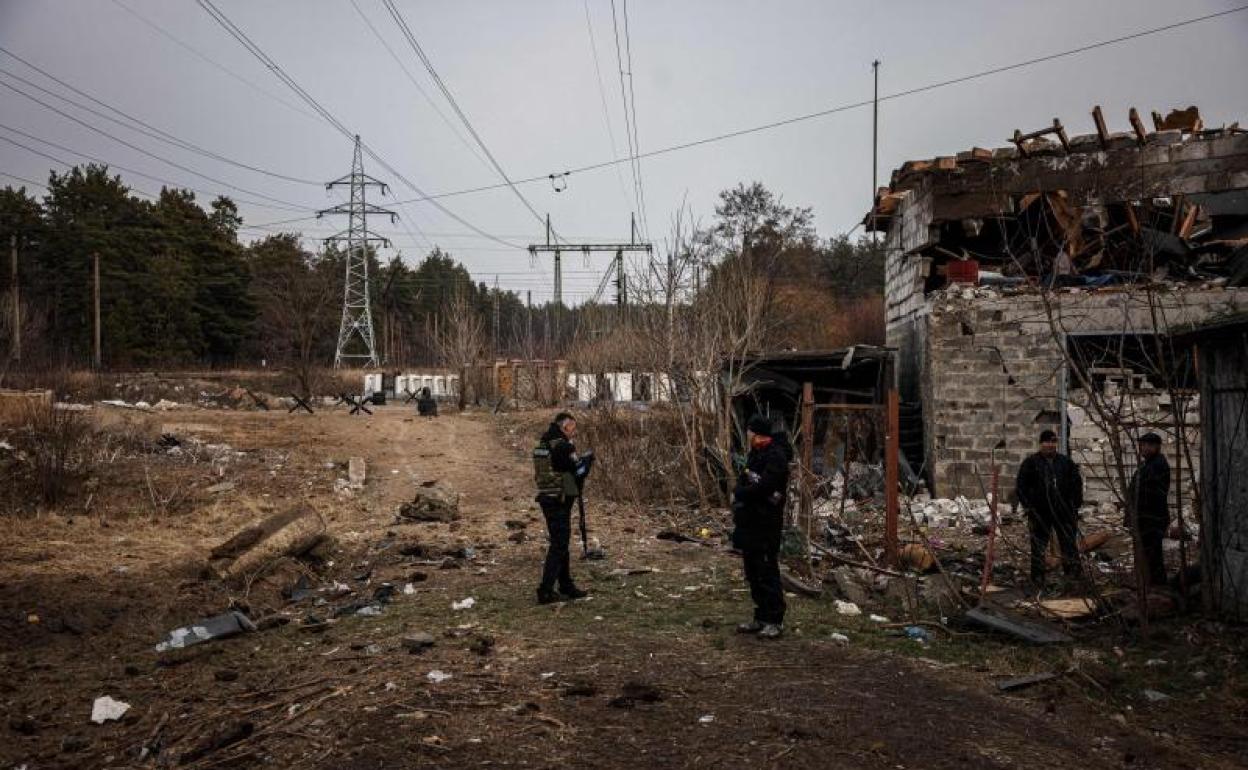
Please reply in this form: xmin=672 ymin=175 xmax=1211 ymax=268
xmin=0 ymin=407 xmax=1238 ymax=768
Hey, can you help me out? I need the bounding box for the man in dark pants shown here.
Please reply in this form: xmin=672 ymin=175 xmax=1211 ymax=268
xmin=732 ymin=414 xmax=791 ymax=640
xmin=1015 ymin=429 xmax=1084 ymax=589
xmin=1127 ymin=432 xmax=1171 ymax=586
xmin=533 ymin=412 xmax=590 ymax=604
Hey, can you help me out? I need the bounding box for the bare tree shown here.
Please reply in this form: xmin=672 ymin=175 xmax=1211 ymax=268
xmin=431 ymin=288 xmax=486 ymax=409
xmin=249 ymin=235 xmax=336 ymax=399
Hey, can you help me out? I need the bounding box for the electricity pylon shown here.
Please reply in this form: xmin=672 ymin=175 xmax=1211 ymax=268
xmin=318 ymin=135 xmax=396 ymax=369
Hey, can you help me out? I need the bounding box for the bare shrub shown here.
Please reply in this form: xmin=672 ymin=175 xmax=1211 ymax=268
xmin=574 ymin=407 xmax=715 ymax=507
xmin=14 ymin=402 xmax=96 ymax=507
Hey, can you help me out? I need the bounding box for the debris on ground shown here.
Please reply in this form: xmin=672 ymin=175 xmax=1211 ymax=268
xmin=834 ymin=600 xmax=861 ymax=616
xmin=348 ymin=456 xmax=366 ymax=489
xmin=89 ymin=696 xmax=130 ymax=724
xmin=965 ymin=602 xmax=1073 ymax=645
xmin=402 ymin=633 xmax=436 ymax=653
xmin=178 ymin=720 xmax=255 ymax=764
xmin=426 ymin=670 xmax=452 ymax=683
xmin=996 ymin=672 xmax=1060 ymax=692
xmin=208 ymin=503 xmax=326 ymax=583
xmin=451 ymin=597 xmax=476 ymax=611
xmin=154 ymin=610 xmax=257 ymax=652
xmin=398 ymin=482 xmax=460 ymax=522
xmin=780 ymin=568 xmax=823 ymax=597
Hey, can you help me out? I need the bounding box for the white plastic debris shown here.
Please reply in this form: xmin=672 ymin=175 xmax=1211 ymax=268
xmin=426 ymin=670 xmax=452 ymax=683
xmin=403 ymin=583 xmax=417 ymax=595
xmin=868 ymin=614 xmax=890 ymax=623
xmin=451 ymin=597 xmax=476 ymax=611
xmin=698 ymin=714 xmax=715 ymax=725
xmin=834 ymin=600 xmax=861 ymax=616
xmin=1143 ymin=689 xmax=1171 ymax=702
xmin=90 ymin=695 xmax=131 ymax=724
xmin=829 ymin=632 xmax=850 ymax=646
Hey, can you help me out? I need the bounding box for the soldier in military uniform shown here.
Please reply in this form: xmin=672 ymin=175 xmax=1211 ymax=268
xmin=533 ymin=412 xmax=591 ymax=604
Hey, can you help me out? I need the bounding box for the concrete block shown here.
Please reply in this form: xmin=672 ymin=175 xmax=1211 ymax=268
xmin=348 ymin=457 xmax=366 ymax=489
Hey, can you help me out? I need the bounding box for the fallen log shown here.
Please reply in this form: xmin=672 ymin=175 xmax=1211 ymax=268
xmin=209 ymin=503 xmax=325 ymax=583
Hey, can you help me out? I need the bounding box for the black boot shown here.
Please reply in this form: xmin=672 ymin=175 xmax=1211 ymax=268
xmin=536 ymin=587 xmax=561 ymax=605
xmin=560 ymin=585 xmax=589 ymax=600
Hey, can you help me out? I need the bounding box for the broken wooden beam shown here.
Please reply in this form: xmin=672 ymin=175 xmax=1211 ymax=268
xmin=1092 ymin=105 xmax=1110 ymax=149
xmin=209 ymin=503 xmax=326 ymax=583
xmin=965 ymin=601 xmax=1073 ymax=645
xmin=995 ymin=672 xmax=1060 ymax=692
xmin=1128 ymin=107 xmax=1148 ymax=145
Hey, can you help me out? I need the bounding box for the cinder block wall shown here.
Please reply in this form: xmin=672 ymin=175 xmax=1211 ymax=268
xmin=921 ymin=287 xmax=1248 ymax=501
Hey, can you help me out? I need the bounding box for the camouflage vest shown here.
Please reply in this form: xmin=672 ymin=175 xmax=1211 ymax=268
xmin=533 ymin=437 xmax=579 ymax=498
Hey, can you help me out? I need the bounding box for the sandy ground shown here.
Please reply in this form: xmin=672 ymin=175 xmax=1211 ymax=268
xmin=0 ymin=405 xmax=1243 ymax=769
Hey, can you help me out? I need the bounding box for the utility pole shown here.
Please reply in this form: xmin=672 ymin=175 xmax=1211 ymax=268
xmin=528 ymin=214 xmax=652 ymax=316
xmin=492 ymin=275 xmax=500 ymax=357
xmin=871 ymin=59 xmax=881 ymax=246
xmin=318 ymin=135 xmax=396 ymax=369
xmin=92 ymin=252 xmax=101 ymax=370
xmin=526 ymin=290 xmax=533 ymax=356
xmin=9 ymin=235 xmax=18 ymax=363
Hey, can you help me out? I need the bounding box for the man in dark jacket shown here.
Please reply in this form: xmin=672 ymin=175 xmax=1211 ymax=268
xmin=533 ymin=412 xmax=590 ymax=604
xmin=733 ymin=414 xmax=791 ymax=639
xmin=1015 ymin=429 xmax=1084 ymax=587
xmin=1127 ymin=432 xmax=1170 ymax=586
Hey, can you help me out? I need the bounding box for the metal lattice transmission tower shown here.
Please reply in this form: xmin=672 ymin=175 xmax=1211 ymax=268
xmin=318 ymin=135 xmax=397 ymax=369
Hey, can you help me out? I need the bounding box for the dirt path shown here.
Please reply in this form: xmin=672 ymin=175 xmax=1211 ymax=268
xmin=0 ymin=407 xmax=1237 ymax=769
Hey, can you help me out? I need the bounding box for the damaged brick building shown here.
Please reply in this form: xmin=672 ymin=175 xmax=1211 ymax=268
xmin=866 ymin=106 xmax=1248 ymax=510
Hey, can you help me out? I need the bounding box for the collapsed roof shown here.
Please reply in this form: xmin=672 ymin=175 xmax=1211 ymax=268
xmin=866 ymin=106 xmax=1248 ymax=289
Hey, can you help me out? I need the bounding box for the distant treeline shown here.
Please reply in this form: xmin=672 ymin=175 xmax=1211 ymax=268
xmin=1 ymin=168 xmax=884 ymax=371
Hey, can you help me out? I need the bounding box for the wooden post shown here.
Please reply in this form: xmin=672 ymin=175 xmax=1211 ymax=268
xmin=885 ymin=386 xmax=900 ymax=567
xmin=980 ymin=458 xmax=1001 ymax=597
xmin=92 ymin=252 xmax=101 ymax=370
xmin=9 ymin=234 xmax=18 ymax=363
xmin=799 ymin=382 xmax=815 ymax=560
xmin=1175 ymin=413 xmax=1189 ymax=610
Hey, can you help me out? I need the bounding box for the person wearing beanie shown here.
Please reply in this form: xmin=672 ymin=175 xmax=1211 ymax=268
xmin=1014 ymin=429 xmax=1084 ymax=590
xmin=1127 ymin=432 xmax=1170 ymax=586
xmin=732 ymin=413 xmax=791 ymax=639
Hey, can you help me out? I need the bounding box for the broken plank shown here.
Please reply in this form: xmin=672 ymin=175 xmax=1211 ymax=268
xmin=995 ymin=672 xmax=1060 ymax=692
xmin=965 ymin=601 xmax=1073 ymax=645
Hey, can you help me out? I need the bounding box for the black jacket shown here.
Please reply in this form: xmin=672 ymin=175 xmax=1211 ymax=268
xmin=1127 ymin=453 xmax=1170 ymax=528
xmin=1015 ymin=452 xmax=1083 ymax=520
xmin=732 ymin=438 xmax=791 ymax=548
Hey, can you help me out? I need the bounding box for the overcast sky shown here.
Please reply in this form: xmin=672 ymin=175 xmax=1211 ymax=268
xmin=2 ymin=0 xmax=1246 ymax=302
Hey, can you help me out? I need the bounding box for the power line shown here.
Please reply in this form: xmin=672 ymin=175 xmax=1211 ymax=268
xmin=107 ymin=0 xmax=322 ymax=123
xmin=0 ymin=46 xmax=323 ymax=186
xmin=0 ymin=121 xmax=307 ymax=212
xmin=196 ymin=0 xmax=518 ymax=250
xmin=0 ymin=133 xmax=163 ymax=200
xmin=380 ymin=0 xmax=551 ymax=235
xmin=389 ymin=5 xmax=1248 ymax=206
xmin=620 ymin=0 xmax=649 ymax=238
xmin=0 ymin=74 xmax=315 ymax=211
xmin=582 ymin=0 xmax=632 ymax=210
xmin=348 ymin=0 xmax=493 ymax=175
xmin=608 ymin=0 xmax=643 ymax=233
xmin=0 ymin=170 xmax=48 ymax=190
